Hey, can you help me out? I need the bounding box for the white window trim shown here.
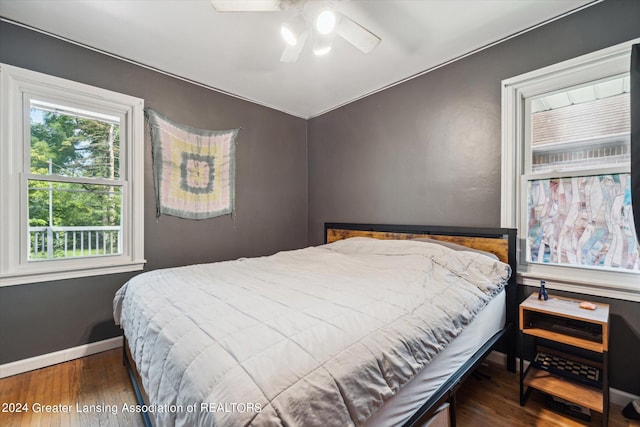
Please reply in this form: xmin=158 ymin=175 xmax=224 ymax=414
xmin=501 ymin=38 xmax=640 ymax=302
xmin=0 ymin=63 xmax=145 ymax=286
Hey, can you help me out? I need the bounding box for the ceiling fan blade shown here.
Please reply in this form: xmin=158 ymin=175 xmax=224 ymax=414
xmin=280 ymin=31 xmax=308 ymax=63
xmin=210 ymin=0 xmax=282 ymax=12
xmin=336 ymin=16 xmax=381 ymax=54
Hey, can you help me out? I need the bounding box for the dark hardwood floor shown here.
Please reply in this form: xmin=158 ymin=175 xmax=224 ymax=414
xmin=0 ymin=349 xmax=637 ymax=426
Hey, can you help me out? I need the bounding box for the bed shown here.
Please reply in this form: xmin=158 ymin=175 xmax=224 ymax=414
xmin=114 ymin=223 xmax=517 ymax=426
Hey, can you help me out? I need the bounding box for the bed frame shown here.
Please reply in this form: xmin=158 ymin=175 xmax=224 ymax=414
xmin=123 ymin=222 xmax=517 ymax=427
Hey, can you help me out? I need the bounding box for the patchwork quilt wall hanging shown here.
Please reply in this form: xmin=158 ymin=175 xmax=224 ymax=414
xmin=146 ymin=108 xmax=239 ymax=219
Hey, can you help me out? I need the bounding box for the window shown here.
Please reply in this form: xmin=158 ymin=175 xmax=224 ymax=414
xmin=501 ymin=39 xmax=640 ymax=301
xmin=0 ymin=63 xmax=145 ymax=286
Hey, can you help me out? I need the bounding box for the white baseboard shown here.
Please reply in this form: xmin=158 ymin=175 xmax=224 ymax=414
xmin=0 ymin=336 xmax=123 ymax=379
xmin=485 ymin=350 xmax=640 ymax=407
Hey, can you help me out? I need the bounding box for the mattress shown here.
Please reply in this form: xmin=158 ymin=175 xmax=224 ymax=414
xmin=363 ymin=289 xmax=505 ymax=426
xmin=114 ymin=237 xmax=510 ymax=426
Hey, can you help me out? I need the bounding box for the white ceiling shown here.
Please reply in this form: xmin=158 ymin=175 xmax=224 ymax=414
xmin=0 ymin=0 xmax=597 ymax=119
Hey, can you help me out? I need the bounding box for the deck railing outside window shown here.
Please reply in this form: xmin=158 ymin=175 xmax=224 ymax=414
xmin=28 ymin=226 xmax=122 ymax=259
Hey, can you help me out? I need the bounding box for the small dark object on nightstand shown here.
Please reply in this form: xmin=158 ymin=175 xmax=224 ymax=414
xmin=538 ymin=280 xmax=548 ymax=300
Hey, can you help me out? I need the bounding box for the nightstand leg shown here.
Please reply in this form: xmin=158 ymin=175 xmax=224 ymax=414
xmin=519 ymin=333 xmax=525 ymax=406
xmin=519 ymin=366 xmax=524 ymax=404
xmin=602 ymin=351 xmax=609 ymax=427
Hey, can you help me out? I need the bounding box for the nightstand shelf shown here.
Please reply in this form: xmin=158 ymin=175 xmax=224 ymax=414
xmin=523 ymin=366 xmax=603 ymax=412
xmin=519 ymin=292 xmax=610 ymax=426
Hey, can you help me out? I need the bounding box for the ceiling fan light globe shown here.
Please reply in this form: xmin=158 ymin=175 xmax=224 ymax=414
xmin=281 ymin=25 xmax=297 ymax=46
xmin=316 ymin=10 xmax=336 ymax=35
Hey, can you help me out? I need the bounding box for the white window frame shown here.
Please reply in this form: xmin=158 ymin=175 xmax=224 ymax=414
xmin=0 ymin=63 xmax=145 ymax=286
xmin=501 ymin=38 xmax=640 ymax=302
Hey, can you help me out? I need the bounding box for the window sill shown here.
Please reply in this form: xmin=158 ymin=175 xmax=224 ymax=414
xmin=0 ymin=260 xmax=146 ymax=287
xmin=517 ymin=271 xmax=640 ymax=302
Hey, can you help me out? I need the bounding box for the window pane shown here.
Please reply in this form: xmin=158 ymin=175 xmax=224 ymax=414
xmin=30 ymin=99 xmax=121 ymax=179
xmin=527 ymin=174 xmax=639 ymax=271
xmin=28 ymin=180 xmax=122 ymax=260
xmin=530 ymin=75 xmax=630 ymax=173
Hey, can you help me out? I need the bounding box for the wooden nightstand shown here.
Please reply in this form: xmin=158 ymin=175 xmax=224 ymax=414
xmin=519 ymin=292 xmax=610 ymax=426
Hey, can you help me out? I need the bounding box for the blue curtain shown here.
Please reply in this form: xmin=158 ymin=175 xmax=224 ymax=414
xmin=632 ymin=44 xmax=640 ymax=241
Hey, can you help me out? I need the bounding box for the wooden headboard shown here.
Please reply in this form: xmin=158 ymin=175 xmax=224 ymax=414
xmin=325 ymin=223 xmax=516 ymax=266
xmin=324 ymin=222 xmax=518 ymax=375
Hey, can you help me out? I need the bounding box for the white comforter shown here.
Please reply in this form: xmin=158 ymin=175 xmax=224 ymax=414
xmin=114 ymin=237 xmax=510 ymax=426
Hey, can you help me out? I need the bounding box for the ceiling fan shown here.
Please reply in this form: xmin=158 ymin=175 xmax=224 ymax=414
xmin=210 ymin=0 xmax=381 ymax=63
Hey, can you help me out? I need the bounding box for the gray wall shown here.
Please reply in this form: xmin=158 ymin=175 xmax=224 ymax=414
xmin=0 ymin=21 xmax=308 ymax=364
xmin=308 ymin=0 xmax=640 ymax=395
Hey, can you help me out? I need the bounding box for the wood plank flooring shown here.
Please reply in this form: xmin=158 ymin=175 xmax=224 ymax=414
xmin=0 ymin=349 xmax=143 ymax=427
xmin=0 ymin=349 xmax=638 ymax=426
